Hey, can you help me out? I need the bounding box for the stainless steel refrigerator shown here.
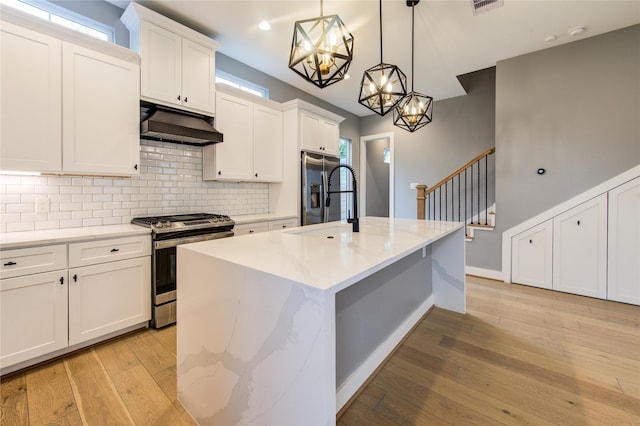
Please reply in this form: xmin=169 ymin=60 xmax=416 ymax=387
xmin=301 ymin=151 xmax=341 ymax=225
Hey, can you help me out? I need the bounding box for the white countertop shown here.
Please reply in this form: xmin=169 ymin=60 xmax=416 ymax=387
xmin=181 ymin=217 xmax=464 ymax=294
xmin=0 ymin=224 xmax=151 ymax=249
xmin=233 ymin=213 xmax=297 ymax=225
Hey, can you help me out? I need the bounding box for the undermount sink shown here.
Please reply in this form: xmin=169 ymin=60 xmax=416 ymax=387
xmin=285 ymin=224 xmax=352 ymax=238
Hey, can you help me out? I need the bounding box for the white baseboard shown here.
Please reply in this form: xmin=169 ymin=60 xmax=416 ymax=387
xmin=336 ymin=294 xmax=434 ymax=411
xmin=465 ymin=266 xmax=504 ymax=281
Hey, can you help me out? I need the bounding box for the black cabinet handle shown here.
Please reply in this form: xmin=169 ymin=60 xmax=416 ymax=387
xmin=3 ymin=261 xmax=16 ymax=266
xmin=218 ymin=171 xmax=222 ymax=175
xmin=59 ymin=277 xmax=64 ymax=285
xmin=73 ymin=274 xmax=77 ymax=282
xmin=110 ymin=248 xmax=119 ymax=253
xmin=529 ymin=239 xmax=532 ymax=244
xmin=134 ymin=164 xmax=138 ymax=170
xmin=282 ymin=225 xmax=287 ymax=228
xmin=577 ymin=220 xmax=581 ymax=226
xmin=249 ymin=230 xmax=254 ymax=233
xmin=177 ymin=95 xmax=181 ymax=101
xmin=255 ymin=173 xmax=258 ymax=178
xmin=184 ymin=97 xmax=188 ymax=103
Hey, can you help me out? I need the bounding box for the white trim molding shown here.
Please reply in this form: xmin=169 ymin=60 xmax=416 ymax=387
xmin=501 ymin=165 xmax=640 ymax=283
xmin=465 ymin=266 xmax=503 ymax=281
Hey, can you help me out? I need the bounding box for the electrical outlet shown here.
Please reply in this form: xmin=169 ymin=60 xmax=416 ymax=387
xmin=409 ymin=182 xmax=419 ymax=190
xmin=35 ymin=197 xmax=49 ymax=214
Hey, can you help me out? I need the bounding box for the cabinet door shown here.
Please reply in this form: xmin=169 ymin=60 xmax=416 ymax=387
xmin=0 ymin=22 xmax=62 ymax=173
xmin=1 ymin=271 xmax=68 ymax=368
xmin=511 ymin=220 xmax=553 ymax=289
xmin=253 ymin=104 xmax=283 ymax=182
xmin=68 ymin=257 xmax=150 ymax=346
xmin=300 ymin=111 xmax=322 ymax=153
xmin=553 ymin=194 xmax=607 ymax=298
xmin=268 ymin=218 xmax=299 ymax=232
xmin=181 ymin=39 xmax=215 ymax=115
xmin=608 ymin=177 xmax=640 ymax=305
xmin=320 ymin=119 xmax=339 ymax=156
xmin=62 ymin=43 xmax=140 ymax=176
xmin=206 ymin=92 xmax=253 ymax=181
xmin=140 ymin=20 xmax=182 ymax=108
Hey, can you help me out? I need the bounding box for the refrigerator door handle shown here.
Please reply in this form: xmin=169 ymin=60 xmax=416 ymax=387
xmin=321 ymin=171 xmax=327 ymax=223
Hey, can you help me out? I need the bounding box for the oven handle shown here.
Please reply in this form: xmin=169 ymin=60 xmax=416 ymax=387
xmin=154 ymin=230 xmax=234 ymax=249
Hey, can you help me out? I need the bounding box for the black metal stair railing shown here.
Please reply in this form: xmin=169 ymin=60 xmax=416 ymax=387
xmin=416 ymin=148 xmax=495 ymax=237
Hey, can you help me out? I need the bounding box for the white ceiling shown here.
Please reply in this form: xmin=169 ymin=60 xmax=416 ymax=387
xmin=115 ymin=1 xmax=639 ymax=117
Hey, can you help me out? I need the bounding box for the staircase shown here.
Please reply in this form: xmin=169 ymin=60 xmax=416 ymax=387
xmin=416 ymin=147 xmax=496 ymax=241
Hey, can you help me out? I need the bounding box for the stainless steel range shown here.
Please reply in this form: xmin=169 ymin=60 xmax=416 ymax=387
xmin=131 ymin=213 xmax=234 ymax=328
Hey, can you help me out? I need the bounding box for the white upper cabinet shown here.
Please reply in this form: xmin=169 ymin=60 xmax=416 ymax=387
xmin=122 ymin=2 xmax=220 ymax=116
xmin=0 ymin=9 xmax=141 ymax=177
xmin=62 ymin=43 xmax=140 ymax=175
xmin=607 ymin=177 xmax=640 ymax=305
xmin=253 ymin=104 xmax=283 ymax=182
xmin=553 ymin=194 xmax=607 ymax=299
xmin=203 ymin=88 xmax=283 ymax=182
xmin=300 ymin=110 xmax=340 ymax=156
xmin=0 ymin=21 xmax=62 ymax=173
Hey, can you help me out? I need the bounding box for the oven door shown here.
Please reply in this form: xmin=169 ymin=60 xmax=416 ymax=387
xmin=152 ymin=230 xmax=233 ymax=327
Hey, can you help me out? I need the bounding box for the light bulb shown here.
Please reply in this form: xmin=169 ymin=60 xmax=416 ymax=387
xmin=380 ymin=74 xmax=387 ymax=85
xmin=369 ymin=82 xmax=376 ymax=94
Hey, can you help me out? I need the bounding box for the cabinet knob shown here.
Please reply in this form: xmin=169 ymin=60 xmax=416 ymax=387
xmin=529 ymin=239 xmax=532 ymax=244
xmin=577 ymin=220 xmax=581 ymax=226
xmin=184 ymin=97 xmax=188 ymax=103
xmin=177 ymin=95 xmax=181 ymax=101
xmin=110 ymin=248 xmax=119 ymax=253
xmin=282 ymin=225 xmax=287 ymax=228
xmin=59 ymin=276 xmax=64 ymax=285
xmin=134 ymin=164 xmax=138 ymax=170
xmin=249 ymin=230 xmax=254 ymax=233
xmin=3 ymin=261 xmax=16 ymax=266
xmin=218 ymin=170 xmax=222 ymax=175
xmin=255 ymin=173 xmax=258 ymax=178
xmin=73 ymin=274 xmax=78 ymax=282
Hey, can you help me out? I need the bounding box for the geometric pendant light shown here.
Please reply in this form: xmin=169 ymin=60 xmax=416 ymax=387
xmin=393 ymin=0 xmax=433 ymax=132
xmin=289 ymin=0 xmax=354 ymax=89
xmin=358 ymin=0 xmax=407 ymax=116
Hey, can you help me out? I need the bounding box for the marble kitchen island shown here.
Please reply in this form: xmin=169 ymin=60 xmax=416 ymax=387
xmin=177 ymin=217 xmax=466 ymax=425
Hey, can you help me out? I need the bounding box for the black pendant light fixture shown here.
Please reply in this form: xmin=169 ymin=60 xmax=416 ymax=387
xmin=289 ymin=0 xmax=354 ymax=89
xmin=358 ymin=0 xmax=407 ymax=116
xmin=393 ymin=0 xmax=433 ymax=132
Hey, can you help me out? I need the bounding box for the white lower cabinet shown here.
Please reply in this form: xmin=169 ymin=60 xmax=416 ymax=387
xmin=234 ymin=222 xmax=269 ymax=236
xmin=69 ymin=257 xmax=150 ymax=346
xmin=511 ymin=220 xmax=553 ymax=289
xmin=553 ymin=194 xmax=607 ymax=299
xmin=0 ymin=270 xmax=68 ymax=368
xmin=607 ymin=177 xmax=640 ymax=305
xmin=268 ymin=218 xmax=299 ymax=231
xmin=0 ymin=234 xmax=151 ymax=371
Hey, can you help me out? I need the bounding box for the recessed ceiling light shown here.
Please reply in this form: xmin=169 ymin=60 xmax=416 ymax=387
xmin=544 ymin=35 xmax=557 ymax=42
xmin=568 ymin=26 xmax=586 ymax=36
xmin=258 ymin=21 xmax=271 ymax=31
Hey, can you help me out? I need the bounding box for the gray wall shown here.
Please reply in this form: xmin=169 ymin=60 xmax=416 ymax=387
xmin=470 ymin=24 xmax=640 ymax=271
xmin=360 ymin=67 xmax=496 ymax=222
xmin=365 ymin=138 xmax=390 ymax=217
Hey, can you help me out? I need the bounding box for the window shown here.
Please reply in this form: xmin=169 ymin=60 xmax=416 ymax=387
xmin=0 ymin=0 xmax=114 ymax=42
xmin=339 ymin=137 xmax=353 ymax=222
xmin=215 ymin=70 xmax=269 ymax=98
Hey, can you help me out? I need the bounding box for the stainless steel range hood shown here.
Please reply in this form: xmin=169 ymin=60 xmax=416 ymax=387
xmin=140 ymin=103 xmax=223 ymax=146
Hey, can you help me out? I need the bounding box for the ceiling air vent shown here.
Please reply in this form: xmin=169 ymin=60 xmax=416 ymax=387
xmin=471 ymin=0 xmax=504 ymax=15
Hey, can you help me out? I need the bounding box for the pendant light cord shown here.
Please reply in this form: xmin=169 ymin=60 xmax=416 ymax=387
xmin=379 ymin=0 xmax=383 ymax=64
xmin=411 ymin=2 xmax=415 ymax=91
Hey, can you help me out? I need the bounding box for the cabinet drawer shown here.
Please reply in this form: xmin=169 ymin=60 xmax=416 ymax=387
xmin=268 ymin=219 xmax=299 ymax=232
xmin=69 ymin=236 xmax=151 ymax=267
xmin=0 ymin=245 xmax=67 ymax=279
xmin=234 ymin=222 xmax=269 ymax=236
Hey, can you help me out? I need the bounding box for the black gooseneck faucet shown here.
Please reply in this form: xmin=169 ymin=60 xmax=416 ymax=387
xmin=326 ymin=165 xmax=359 ymax=232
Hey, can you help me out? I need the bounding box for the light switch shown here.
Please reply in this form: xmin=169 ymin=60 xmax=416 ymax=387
xmin=36 ymin=197 xmax=49 ymax=214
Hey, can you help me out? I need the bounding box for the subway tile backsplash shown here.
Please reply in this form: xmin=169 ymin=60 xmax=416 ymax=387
xmin=0 ymin=140 xmax=269 ymax=233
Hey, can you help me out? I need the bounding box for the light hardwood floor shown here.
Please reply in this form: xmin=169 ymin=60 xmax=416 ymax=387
xmin=2 ymin=276 xmax=639 ymax=425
